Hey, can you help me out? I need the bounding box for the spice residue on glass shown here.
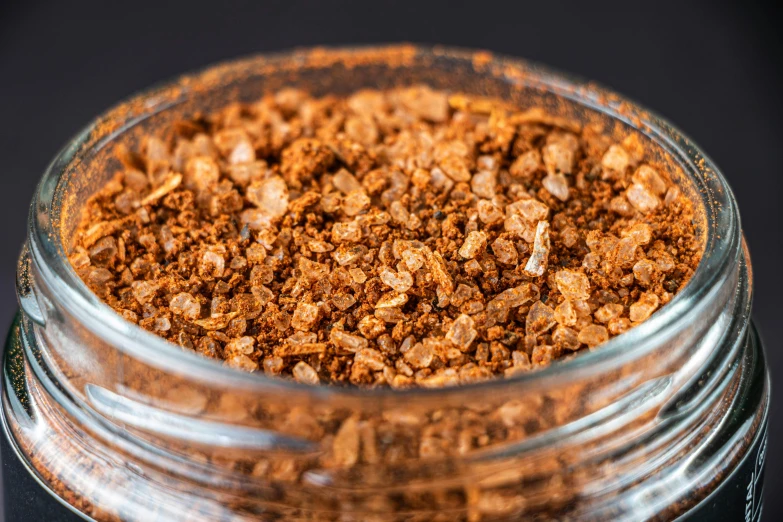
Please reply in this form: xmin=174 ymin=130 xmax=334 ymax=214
xmin=69 ymin=86 xmax=701 ymax=387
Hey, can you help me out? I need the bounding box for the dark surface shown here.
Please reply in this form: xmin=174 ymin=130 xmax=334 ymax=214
xmin=0 ymin=0 xmax=781 ymax=520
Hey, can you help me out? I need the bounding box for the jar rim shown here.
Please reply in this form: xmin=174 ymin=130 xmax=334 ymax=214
xmin=28 ymin=44 xmax=741 ymax=397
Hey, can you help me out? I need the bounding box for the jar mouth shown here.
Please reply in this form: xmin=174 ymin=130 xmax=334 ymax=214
xmin=29 ymin=44 xmax=740 ymax=397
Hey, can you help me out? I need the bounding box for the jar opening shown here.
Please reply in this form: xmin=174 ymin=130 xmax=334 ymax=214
xmin=32 ymin=45 xmax=737 ymax=396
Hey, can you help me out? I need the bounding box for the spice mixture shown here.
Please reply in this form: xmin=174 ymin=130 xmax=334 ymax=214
xmin=69 ymin=86 xmax=701 ymax=387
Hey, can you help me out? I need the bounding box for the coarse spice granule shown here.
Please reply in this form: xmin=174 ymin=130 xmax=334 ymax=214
xmin=69 ymin=86 xmax=701 ymax=388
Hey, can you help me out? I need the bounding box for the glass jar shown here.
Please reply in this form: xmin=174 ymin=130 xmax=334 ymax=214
xmin=1 ymin=46 xmax=769 ymax=521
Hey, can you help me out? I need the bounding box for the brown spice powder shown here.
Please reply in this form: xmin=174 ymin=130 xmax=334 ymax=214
xmin=69 ymin=86 xmax=701 ymax=388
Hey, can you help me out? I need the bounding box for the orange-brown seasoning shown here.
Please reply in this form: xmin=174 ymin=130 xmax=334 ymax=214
xmin=69 ymin=86 xmax=701 ymax=388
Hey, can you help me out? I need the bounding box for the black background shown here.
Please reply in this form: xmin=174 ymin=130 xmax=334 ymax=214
xmin=0 ymin=0 xmax=781 ymax=520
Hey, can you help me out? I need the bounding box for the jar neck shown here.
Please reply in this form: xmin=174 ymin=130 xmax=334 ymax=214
xmin=6 ymin=233 xmax=761 ymax=520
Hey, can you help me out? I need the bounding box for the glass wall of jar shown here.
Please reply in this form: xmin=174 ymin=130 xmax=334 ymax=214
xmin=2 ymin=47 xmax=769 ymax=521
